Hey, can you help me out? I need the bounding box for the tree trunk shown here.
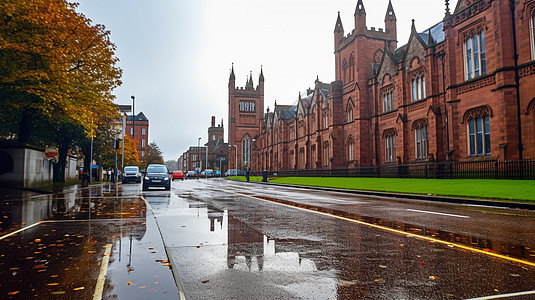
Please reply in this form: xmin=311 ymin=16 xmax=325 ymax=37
xmin=18 ymin=110 xmax=32 ymax=143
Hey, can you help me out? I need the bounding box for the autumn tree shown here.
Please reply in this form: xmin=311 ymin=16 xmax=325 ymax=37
xmin=0 ymin=0 xmax=122 ymax=181
xmin=122 ymin=135 xmax=140 ymax=168
xmin=142 ymin=142 xmax=165 ymax=169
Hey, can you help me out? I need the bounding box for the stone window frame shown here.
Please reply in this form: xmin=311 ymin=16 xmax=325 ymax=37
xmin=463 ymin=105 xmax=492 ymax=157
xmin=412 ymin=119 xmax=429 ymax=159
xmin=460 ymin=22 xmax=487 ymax=80
xmin=382 ymin=128 xmax=397 ymax=163
xmin=409 ymin=69 xmax=426 ymax=102
xmin=381 ymin=84 xmax=395 ymax=112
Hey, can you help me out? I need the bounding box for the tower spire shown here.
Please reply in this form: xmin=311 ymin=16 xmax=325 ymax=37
xmin=355 ymin=0 xmax=366 ymax=16
xmin=384 ymin=0 xmax=396 ymax=22
xmin=229 ymin=63 xmax=235 ymax=81
xmin=334 ymin=11 xmax=344 ymax=33
xmin=259 ymin=65 xmax=264 ymax=82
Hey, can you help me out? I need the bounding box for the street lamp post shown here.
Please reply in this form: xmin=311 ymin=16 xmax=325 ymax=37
xmin=197 ymin=137 xmax=201 ymax=178
xmin=233 ymin=145 xmax=238 ymax=177
xmin=131 ymin=95 xmax=135 ymax=143
xmin=219 ymin=157 xmax=225 ymax=177
xmin=205 ymin=145 xmax=208 ymax=179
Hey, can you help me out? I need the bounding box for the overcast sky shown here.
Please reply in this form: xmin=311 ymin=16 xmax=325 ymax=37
xmin=75 ymin=0 xmax=456 ymax=161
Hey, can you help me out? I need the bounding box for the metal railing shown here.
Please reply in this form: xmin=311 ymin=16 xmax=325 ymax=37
xmin=256 ymin=159 xmax=535 ymax=180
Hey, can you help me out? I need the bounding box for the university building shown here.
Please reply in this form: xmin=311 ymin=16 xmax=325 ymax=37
xmin=229 ymin=0 xmax=535 ymax=173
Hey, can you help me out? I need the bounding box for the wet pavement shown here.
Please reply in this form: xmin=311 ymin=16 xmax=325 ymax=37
xmin=163 ymin=179 xmax=535 ymax=299
xmin=2 ymin=180 xmax=535 ymax=299
xmin=0 ymin=184 xmax=178 ymax=299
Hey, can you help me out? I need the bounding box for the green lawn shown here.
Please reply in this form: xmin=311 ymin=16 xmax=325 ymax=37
xmin=231 ymin=176 xmax=535 ymax=201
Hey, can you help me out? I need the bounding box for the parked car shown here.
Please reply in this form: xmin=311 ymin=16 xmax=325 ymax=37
xmin=225 ymin=169 xmax=245 ymax=176
xmin=142 ymin=164 xmax=171 ymax=191
xmin=201 ymin=169 xmax=214 ymax=177
xmin=122 ymin=166 xmax=141 ymax=183
xmin=172 ymin=170 xmax=184 ymax=181
xmin=186 ymin=171 xmax=196 ymax=179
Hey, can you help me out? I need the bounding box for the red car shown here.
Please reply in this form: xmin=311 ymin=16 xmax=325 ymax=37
xmin=172 ymin=171 xmax=184 ymax=181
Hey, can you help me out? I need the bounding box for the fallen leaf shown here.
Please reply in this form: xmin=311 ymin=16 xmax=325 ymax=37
xmin=379 ymin=265 xmax=387 ymax=269
xmin=51 ymin=275 xmax=59 ymax=278
xmin=149 ymin=247 xmax=154 ymax=250
xmin=202 ymin=280 xmax=210 ymax=283
xmin=374 ymin=279 xmax=382 ymax=283
xmin=73 ymin=287 xmax=84 ymax=291
xmin=154 ymin=282 xmax=159 ymax=284
xmin=510 ymin=274 xmax=520 ymax=277
xmin=47 ymin=283 xmax=59 ymax=286
xmin=162 ymin=263 xmax=172 ymax=266
xmin=35 ymin=239 xmax=41 ymax=243
xmin=429 ymin=276 xmax=440 ymax=280
xmin=88 ymin=251 xmax=96 ymax=254
xmin=7 ymin=291 xmax=20 ymax=295
xmin=127 ymin=281 xmax=132 ymax=285
xmin=51 ymin=291 xmax=65 ymax=295
xmin=33 ymin=265 xmax=46 ymax=269
xmin=419 ymin=262 xmax=425 ymax=266
xmin=139 ymin=286 xmax=147 ymax=289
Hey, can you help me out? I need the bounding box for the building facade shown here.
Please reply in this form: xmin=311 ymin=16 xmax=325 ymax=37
xmin=228 ymin=65 xmax=265 ymax=170
xmin=178 ymin=116 xmax=229 ymax=173
xmin=125 ymin=112 xmax=149 ymax=165
xmin=236 ymin=0 xmax=535 ymax=173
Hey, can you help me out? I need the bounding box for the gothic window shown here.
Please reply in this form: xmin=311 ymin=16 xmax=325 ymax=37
xmin=347 ymin=105 xmax=353 ymax=122
xmin=342 ymin=58 xmax=348 ymax=83
xmin=323 ymin=142 xmax=330 ymax=167
xmin=464 ymin=30 xmax=486 ymax=80
xmin=531 ymin=9 xmax=535 ymax=60
xmin=383 ymin=129 xmax=396 ymax=163
xmin=465 ymin=107 xmax=491 ymax=156
xmin=239 ymin=101 xmax=256 ymax=112
xmin=413 ymin=120 xmax=428 ymax=159
xmin=323 ymin=112 xmax=329 ymax=129
xmin=411 ymin=74 xmax=425 ymax=102
xmin=347 ymin=137 xmax=354 ymax=161
xmin=242 ymin=135 xmax=251 ymax=166
xmin=142 ymin=128 xmax=146 ymax=135
xmin=349 ymin=54 xmax=355 ymax=82
xmin=382 ymin=88 xmax=394 ymax=112
xmin=142 ymin=139 xmax=145 ymax=147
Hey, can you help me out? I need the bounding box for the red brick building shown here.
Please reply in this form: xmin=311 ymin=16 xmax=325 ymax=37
xmin=125 ymin=112 xmax=149 ymax=165
xmin=228 ymin=65 xmax=265 ymax=170
xmin=236 ymin=0 xmax=535 ymax=173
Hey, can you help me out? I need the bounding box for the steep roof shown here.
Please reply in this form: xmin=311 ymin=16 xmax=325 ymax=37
xmin=127 ymin=112 xmax=148 ymax=122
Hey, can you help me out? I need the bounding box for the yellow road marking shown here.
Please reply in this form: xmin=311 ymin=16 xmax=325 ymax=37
xmin=237 ymin=193 xmax=535 ymax=267
xmin=93 ymin=243 xmax=113 ymax=300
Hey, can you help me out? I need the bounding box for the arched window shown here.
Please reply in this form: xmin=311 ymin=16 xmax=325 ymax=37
xmin=531 ymin=9 xmax=535 ymax=60
xmin=413 ymin=120 xmax=428 ymax=159
xmin=242 ymin=135 xmax=251 ymax=166
xmin=383 ymin=129 xmax=397 ymax=163
xmin=347 ymin=138 xmax=354 ymax=161
xmin=347 ymin=106 xmax=353 ymax=122
xmin=383 ymin=89 xmax=394 ymax=112
xmin=465 ymin=107 xmax=491 ymax=156
xmin=411 ymin=74 xmax=425 ymax=102
xmin=464 ymin=29 xmax=486 ymax=79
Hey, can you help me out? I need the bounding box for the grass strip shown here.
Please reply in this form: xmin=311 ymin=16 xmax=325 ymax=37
xmin=230 ymin=176 xmax=535 ymax=201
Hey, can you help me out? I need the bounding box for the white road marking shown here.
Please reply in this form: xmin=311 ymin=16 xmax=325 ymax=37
xmin=92 ymin=243 xmax=113 ymax=300
xmin=0 ymin=221 xmax=41 ymax=240
xmin=466 ymin=290 xmax=535 ymax=299
xmin=406 ymin=208 xmax=469 ymax=219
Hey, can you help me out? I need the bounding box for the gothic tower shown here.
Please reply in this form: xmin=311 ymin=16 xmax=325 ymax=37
xmin=228 ymin=65 xmax=265 ymax=170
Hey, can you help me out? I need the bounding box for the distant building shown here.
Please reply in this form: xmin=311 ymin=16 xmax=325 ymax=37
xmin=125 ymin=112 xmax=149 ymax=165
xmin=178 ymin=116 xmax=229 ymax=173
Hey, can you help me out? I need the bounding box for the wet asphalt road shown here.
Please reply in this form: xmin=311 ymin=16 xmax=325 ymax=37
xmin=1 ymin=179 xmax=535 ymax=299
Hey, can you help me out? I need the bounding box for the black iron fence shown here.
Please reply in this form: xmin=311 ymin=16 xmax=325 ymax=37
xmin=257 ymin=159 xmax=535 ymax=180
